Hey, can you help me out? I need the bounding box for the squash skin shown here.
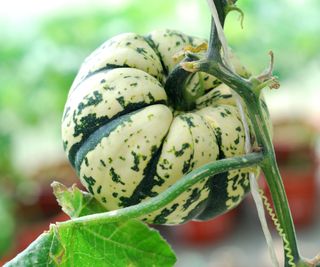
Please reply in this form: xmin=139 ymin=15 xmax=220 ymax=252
xmin=62 ymin=29 xmax=267 ymax=224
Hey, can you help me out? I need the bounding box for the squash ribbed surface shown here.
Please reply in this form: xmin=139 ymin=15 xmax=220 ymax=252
xmin=62 ymin=29 xmax=268 ymax=224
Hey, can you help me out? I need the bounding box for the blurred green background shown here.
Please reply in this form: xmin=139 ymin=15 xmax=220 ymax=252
xmin=0 ymin=0 xmax=319 ymax=265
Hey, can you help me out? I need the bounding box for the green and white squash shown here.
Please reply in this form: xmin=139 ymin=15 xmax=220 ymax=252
xmin=62 ymin=29 xmax=269 ymax=224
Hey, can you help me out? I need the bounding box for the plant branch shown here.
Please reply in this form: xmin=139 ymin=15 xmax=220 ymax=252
xmin=190 ymin=55 xmax=304 ymax=266
xmin=206 ymin=0 xmax=227 ymax=61
xmin=191 ymin=1 xmax=313 ymax=265
xmin=57 ymin=153 xmax=263 ymax=227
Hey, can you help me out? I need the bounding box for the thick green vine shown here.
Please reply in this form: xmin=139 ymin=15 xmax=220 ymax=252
xmin=179 ymin=1 xmax=319 ymax=266
xmin=56 ymin=152 xmax=263 ymax=226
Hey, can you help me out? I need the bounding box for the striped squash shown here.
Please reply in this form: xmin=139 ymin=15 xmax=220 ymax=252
xmin=62 ymin=29 xmax=268 ymax=224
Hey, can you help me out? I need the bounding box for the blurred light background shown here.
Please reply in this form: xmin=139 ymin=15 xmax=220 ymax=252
xmin=0 ymin=0 xmax=319 ymax=265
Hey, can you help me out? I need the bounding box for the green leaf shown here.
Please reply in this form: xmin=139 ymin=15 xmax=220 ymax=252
xmin=4 ymin=182 xmax=176 ymax=266
xmin=3 ymin=229 xmax=63 ymax=267
xmin=59 ymin=219 xmax=176 ymax=267
xmin=4 ymin=220 xmax=176 ymax=267
xmin=52 ymin=181 xmax=107 ymax=218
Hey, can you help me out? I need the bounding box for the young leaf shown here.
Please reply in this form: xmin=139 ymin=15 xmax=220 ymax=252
xmin=4 ymin=219 xmax=176 ymax=267
xmin=52 ymin=181 xmax=107 ymax=218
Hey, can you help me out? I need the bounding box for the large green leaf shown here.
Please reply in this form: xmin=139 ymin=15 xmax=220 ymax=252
xmin=58 ymin=219 xmax=176 ymax=267
xmin=4 ymin=182 xmax=176 ymax=267
xmin=4 ymin=219 xmax=176 ymax=267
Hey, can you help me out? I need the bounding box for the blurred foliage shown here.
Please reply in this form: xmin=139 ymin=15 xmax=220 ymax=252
xmin=0 ymin=0 xmax=319 ymax=256
xmin=0 ymin=0 xmax=319 ymax=134
xmin=0 ymin=192 xmax=15 ymax=257
xmin=227 ymin=0 xmax=320 ymax=79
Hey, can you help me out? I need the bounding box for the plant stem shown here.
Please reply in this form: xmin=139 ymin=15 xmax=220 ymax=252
xmin=194 ymin=56 xmax=300 ymax=266
xmin=246 ymin=98 xmax=300 ymax=264
xmin=246 ymin=94 xmax=300 ymax=265
xmin=198 ymin=1 xmax=304 ymax=265
xmin=57 ymin=152 xmax=263 ymax=227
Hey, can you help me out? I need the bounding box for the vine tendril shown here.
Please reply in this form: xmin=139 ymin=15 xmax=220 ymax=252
xmin=259 ymin=188 xmax=296 ymax=267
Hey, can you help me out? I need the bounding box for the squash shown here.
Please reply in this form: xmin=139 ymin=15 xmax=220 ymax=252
xmin=62 ymin=29 xmax=268 ymax=224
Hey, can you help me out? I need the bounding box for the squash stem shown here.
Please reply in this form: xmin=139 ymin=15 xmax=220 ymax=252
xmin=194 ymin=56 xmax=308 ymax=265
xmin=57 ymin=153 xmax=263 ymax=226
xmin=202 ymin=1 xmax=305 ymax=264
